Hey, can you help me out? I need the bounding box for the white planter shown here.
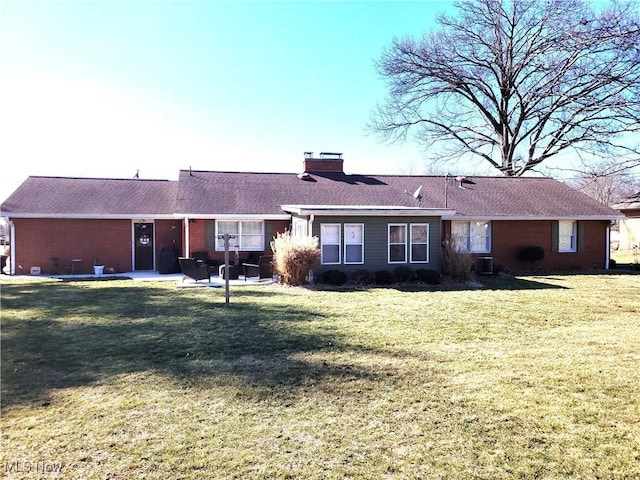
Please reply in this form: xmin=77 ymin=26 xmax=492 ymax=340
xmin=93 ymin=265 xmax=104 ymax=276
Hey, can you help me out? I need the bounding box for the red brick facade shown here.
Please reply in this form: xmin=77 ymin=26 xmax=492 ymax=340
xmin=443 ymin=219 xmax=610 ymax=272
xmin=186 ymin=219 xmax=290 ymax=264
xmin=9 ymin=217 xmax=609 ymax=275
xmin=11 ymin=218 xmax=183 ymax=275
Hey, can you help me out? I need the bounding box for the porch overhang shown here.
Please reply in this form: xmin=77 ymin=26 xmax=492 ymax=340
xmin=281 ymin=205 xmax=455 ymax=217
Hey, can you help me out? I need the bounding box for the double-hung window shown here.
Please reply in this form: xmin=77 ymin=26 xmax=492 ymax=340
xmin=557 ymin=220 xmax=577 ymax=252
xmin=410 ymin=224 xmax=429 ymax=263
xmin=451 ymin=221 xmax=491 ymax=253
xmin=552 ymin=220 xmax=585 ymax=253
xmin=321 ymin=224 xmax=341 ymax=264
xmin=344 ymin=224 xmax=364 ymax=264
xmin=388 ymin=224 xmax=407 ymax=263
xmin=215 ymin=220 xmax=264 ymax=251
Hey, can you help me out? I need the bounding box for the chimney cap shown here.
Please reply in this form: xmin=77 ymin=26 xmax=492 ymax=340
xmin=319 ymin=152 xmax=343 ymax=159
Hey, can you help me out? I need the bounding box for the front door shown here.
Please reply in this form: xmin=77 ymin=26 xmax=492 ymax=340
xmin=134 ymin=222 xmax=154 ymax=270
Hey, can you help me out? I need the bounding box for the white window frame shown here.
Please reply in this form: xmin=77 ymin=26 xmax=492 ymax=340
xmin=344 ymin=223 xmax=364 ymax=264
xmin=558 ymin=220 xmax=577 ymax=252
xmin=451 ymin=221 xmax=491 ymax=254
xmin=215 ymin=220 xmax=264 ymax=251
xmin=292 ymin=217 xmax=308 ymax=238
xmin=321 ymin=223 xmax=341 ymax=265
xmin=410 ymin=223 xmax=429 ymax=263
xmin=388 ymin=223 xmax=407 ymax=264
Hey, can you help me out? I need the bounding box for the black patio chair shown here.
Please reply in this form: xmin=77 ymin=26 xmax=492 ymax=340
xmin=178 ymin=257 xmax=212 ymax=283
xmin=242 ymin=255 xmax=273 ymax=281
xmin=192 ymin=251 xmax=219 ymax=268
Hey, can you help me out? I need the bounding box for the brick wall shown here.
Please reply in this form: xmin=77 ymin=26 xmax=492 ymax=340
xmin=12 ymin=218 xmax=133 ymax=275
xmin=11 ymin=218 xmax=186 ymax=275
xmin=444 ymin=219 xmax=609 ymax=272
xmin=186 ymin=219 xmax=290 ymax=263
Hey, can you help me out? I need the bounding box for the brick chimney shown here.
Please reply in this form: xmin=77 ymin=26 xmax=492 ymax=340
xmin=302 ymin=152 xmax=344 ymax=173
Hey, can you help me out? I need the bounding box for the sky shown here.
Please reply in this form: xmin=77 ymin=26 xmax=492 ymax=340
xmin=0 ymin=0 xmax=475 ymax=204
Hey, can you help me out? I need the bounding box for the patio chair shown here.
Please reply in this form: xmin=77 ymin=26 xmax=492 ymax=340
xmin=242 ymin=255 xmax=273 ymax=281
xmin=178 ymin=257 xmax=212 ymax=283
xmin=192 ymin=251 xmax=219 ymax=268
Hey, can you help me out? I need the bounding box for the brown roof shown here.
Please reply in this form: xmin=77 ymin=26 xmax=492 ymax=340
xmin=175 ymin=170 xmax=619 ymax=219
xmin=1 ymin=176 xmax=178 ymax=217
xmin=612 ymin=192 xmax=640 ymax=210
xmin=1 ymin=171 xmax=620 ymax=220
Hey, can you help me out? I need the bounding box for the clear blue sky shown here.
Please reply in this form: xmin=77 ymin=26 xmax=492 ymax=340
xmin=0 ymin=0 xmax=467 ymax=203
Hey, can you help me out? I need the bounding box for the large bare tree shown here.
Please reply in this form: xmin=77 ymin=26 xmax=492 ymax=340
xmin=371 ymin=0 xmax=640 ymax=176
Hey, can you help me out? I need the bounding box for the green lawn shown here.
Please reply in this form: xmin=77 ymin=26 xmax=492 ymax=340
xmin=1 ymin=274 xmax=639 ymax=479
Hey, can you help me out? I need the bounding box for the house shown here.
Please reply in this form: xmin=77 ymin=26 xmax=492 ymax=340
xmin=613 ymin=192 xmax=640 ymax=250
xmin=0 ymin=177 xmax=181 ymax=275
xmin=0 ymin=153 xmax=621 ymax=277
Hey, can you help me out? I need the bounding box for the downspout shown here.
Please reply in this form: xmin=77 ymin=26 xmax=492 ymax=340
xmin=185 ymin=217 xmax=191 ymax=257
xmin=9 ymin=220 xmax=15 ymax=275
xmin=605 ymin=222 xmax=610 ymax=270
xmin=309 ymin=214 xmax=315 ymax=237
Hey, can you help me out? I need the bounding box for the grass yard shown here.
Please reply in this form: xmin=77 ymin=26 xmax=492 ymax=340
xmin=1 ymin=274 xmax=639 ymax=479
xmin=612 ymin=249 xmax=639 ymax=266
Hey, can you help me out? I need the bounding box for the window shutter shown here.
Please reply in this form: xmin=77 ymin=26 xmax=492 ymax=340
xmin=551 ymin=221 xmax=559 ymax=253
xmin=265 ymin=222 xmax=273 ymax=252
xmin=205 ymin=221 xmax=216 ymax=250
xmin=577 ymin=221 xmax=586 ymax=251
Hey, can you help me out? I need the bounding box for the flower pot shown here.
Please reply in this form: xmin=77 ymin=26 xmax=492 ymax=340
xmin=93 ymin=265 xmax=104 ymax=276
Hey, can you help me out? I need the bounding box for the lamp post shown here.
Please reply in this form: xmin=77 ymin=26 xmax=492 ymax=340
xmin=217 ymin=233 xmax=237 ymax=305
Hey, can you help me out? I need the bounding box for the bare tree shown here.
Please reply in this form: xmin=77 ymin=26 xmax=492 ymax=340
xmin=371 ymin=0 xmax=640 ymax=176
xmin=567 ymin=159 xmax=640 ymax=205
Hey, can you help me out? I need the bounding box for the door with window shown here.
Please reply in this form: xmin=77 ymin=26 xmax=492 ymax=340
xmin=134 ymin=222 xmax=154 ymax=270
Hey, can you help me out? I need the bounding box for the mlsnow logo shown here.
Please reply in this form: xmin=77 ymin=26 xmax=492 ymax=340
xmin=4 ymin=460 xmax=64 ymax=474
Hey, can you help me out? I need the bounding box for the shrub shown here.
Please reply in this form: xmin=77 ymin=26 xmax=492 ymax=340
xmin=374 ymin=270 xmax=395 ymax=285
xmin=518 ymin=245 xmax=545 ymax=263
xmin=394 ymin=266 xmax=415 ymax=283
xmin=351 ymin=269 xmax=374 ymax=286
xmin=415 ymin=269 xmax=441 ymax=285
xmin=441 ymin=238 xmax=474 ymax=282
xmin=270 ymin=231 xmax=321 ymax=286
xmin=322 ymin=269 xmax=347 ymax=286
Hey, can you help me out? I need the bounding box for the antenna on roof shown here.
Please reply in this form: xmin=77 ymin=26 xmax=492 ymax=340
xmin=134 ymin=169 xmax=139 ymax=179
xmin=455 ymin=176 xmax=475 ymax=188
xmin=404 ymin=185 xmax=423 ymax=206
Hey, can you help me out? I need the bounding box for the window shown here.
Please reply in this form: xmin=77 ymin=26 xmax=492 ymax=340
xmin=321 ymin=224 xmax=341 ymax=264
xmin=292 ymin=217 xmax=308 ymax=238
xmin=388 ymin=224 xmax=407 ymax=263
xmin=410 ymin=224 xmax=429 ymax=263
xmin=451 ymin=221 xmax=491 ymax=253
xmin=558 ymin=220 xmax=577 ymax=252
xmin=344 ymin=224 xmax=364 ymax=264
xmin=215 ymin=220 xmax=264 ymax=251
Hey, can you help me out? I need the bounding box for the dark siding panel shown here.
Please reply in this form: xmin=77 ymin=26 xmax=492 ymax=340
xmin=551 ymin=221 xmax=559 ymax=253
xmin=312 ymin=215 xmax=442 ymax=277
xmin=205 ymin=220 xmax=216 ymax=250
xmin=577 ymin=221 xmax=586 ymax=251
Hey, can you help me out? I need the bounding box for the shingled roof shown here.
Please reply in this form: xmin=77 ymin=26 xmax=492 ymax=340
xmin=1 ymin=176 xmax=178 ymax=218
xmin=612 ymin=192 xmax=640 ymax=211
xmin=2 ymin=170 xmax=620 ymax=220
xmin=175 ymin=170 xmax=620 ymax=219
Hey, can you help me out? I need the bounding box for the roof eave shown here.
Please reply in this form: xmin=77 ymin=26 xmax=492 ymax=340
xmin=2 ymin=213 xmax=178 ymax=220
xmin=443 ymin=214 xmax=623 ymax=221
xmin=281 ymin=205 xmax=455 ymax=217
xmin=176 ymin=213 xmax=292 ymax=220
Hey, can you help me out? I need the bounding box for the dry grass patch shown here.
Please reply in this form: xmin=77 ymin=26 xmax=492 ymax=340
xmin=1 ymin=274 xmax=639 ymax=478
